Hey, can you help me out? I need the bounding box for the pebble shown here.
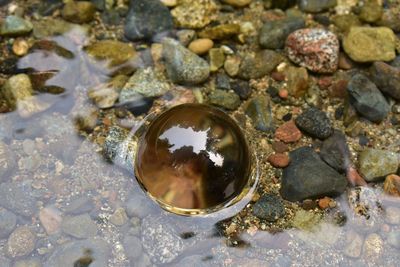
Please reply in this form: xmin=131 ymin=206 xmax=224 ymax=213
xmin=292 ymin=209 xmax=322 ymax=230
xmin=216 ymin=73 xmax=231 ymax=90
xmin=0 ymin=15 xmax=33 ymax=36
xmin=110 ymin=207 xmax=128 ymax=226
xmin=359 ymin=1 xmax=382 ymax=23
xmin=268 ymin=0 xmax=296 ymax=9
xmin=65 ymin=196 xmax=95 ymax=215
xmin=188 ymin=38 xmax=214 ymax=55
xmin=252 ymin=194 xmax=285 ymax=222
xmin=2 ymin=74 xmax=33 ymax=109
xmin=280 ymin=147 xmax=347 ymax=202
xmin=44 ymin=239 xmax=110 ymax=267
xmin=286 ymin=29 xmax=339 ymax=73
xmin=125 ymin=0 xmax=173 ymax=41
xmin=176 ymin=30 xmax=196 ymax=46
xmin=319 ymin=130 xmax=349 ymax=173
xmin=343 ymin=27 xmax=396 ymax=62
xmin=62 ymin=214 xmax=98 ymax=239
xmin=295 ymin=107 xmax=333 ymax=139
xmin=231 ymin=80 xmax=251 ymax=100
xmin=245 ymin=96 xmax=275 ymax=132
xmin=238 ymin=50 xmax=282 ymax=80
xmin=0 ymin=182 xmax=37 ymax=217
xmin=370 ymin=61 xmax=400 ymax=100
xmin=298 ymin=0 xmax=337 ymax=13
xmin=199 ymin=24 xmax=240 ymax=40
xmin=208 ymin=89 xmax=240 ymax=110
xmin=85 ymin=40 xmax=137 ymax=67
xmin=0 ymin=208 xmax=17 ymax=238
xmin=171 ymin=0 xmax=218 ymax=29
xmin=285 ymin=66 xmax=309 ymax=97
xmin=272 ymin=141 xmax=288 ymax=153
xmin=385 ymin=207 xmax=400 ymax=225
xmin=275 ymin=120 xmax=302 ymax=143
xmin=0 ymin=141 xmax=16 ymax=182
xmin=347 ymin=74 xmax=390 ymax=123
xmin=119 ymin=68 xmax=170 ymax=104
xmin=162 ymin=38 xmax=210 ymax=85
xmin=344 ymin=230 xmax=364 ymax=258
xmin=221 ymin=0 xmax=252 ymax=7
xmin=209 ymin=48 xmax=225 ymax=72
xmin=358 ymin=149 xmax=398 ymax=182
xmin=377 ymin=9 xmax=400 ymax=33
xmin=61 ymin=1 xmax=96 ymax=24
xmin=6 ymin=226 xmax=36 ymax=258
xmin=267 ymin=153 xmax=290 ymax=168
xmin=318 ymin=197 xmax=332 ymax=210
xmin=123 ymin=235 xmax=143 ymax=262
xmin=161 ymin=0 xmax=178 ymax=7
xmin=383 ymin=174 xmax=400 ymax=197
xmin=12 ymin=38 xmax=29 ymax=56
xmin=332 ymin=14 xmax=361 ymax=33
xmin=224 ymin=55 xmax=241 ymax=77
xmin=259 ymin=17 xmax=305 ymax=49
xmin=362 ymin=233 xmax=383 ymax=262
xmin=39 ymin=207 xmax=62 ymax=235
xmin=387 ymin=231 xmax=400 ymax=249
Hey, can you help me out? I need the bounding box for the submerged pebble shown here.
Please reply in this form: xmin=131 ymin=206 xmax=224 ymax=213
xmin=252 ymin=194 xmax=285 ymax=222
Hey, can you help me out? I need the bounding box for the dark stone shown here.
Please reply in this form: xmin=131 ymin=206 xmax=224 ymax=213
xmin=0 ymin=57 xmax=29 ymax=75
xmin=0 ymin=0 xmax=11 ymax=6
xmin=391 ymin=56 xmax=400 ymax=68
xmin=215 ymin=73 xmax=231 ymax=90
xmin=313 ymin=14 xmax=331 ymax=26
xmin=238 ymin=50 xmax=282 ymax=80
xmin=347 ymin=74 xmax=390 ymax=123
xmin=124 ymin=0 xmax=173 ymax=41
xmin=370 ymin=61 xmax=400 ymax=100
xmin=282 ymin=113 xmax=292 ymax=121
xmin=269 ymin=0 xmax=297 ymax=10
xmin=320 ymin=130 xmax=350 ymax=173
xmin=245 ymin=96 xmax=275 ymax=132
xmin=0 ymin=182 xmax=37 ymax=217
xmin=295 ymin=107 xmax=333 ymax=139
xmin=231 ymin=80 xmax=252 ymax=100
xmin=280 ymin=147 xmax=347 ymax=202
xmin=259 ymin=17 xmax=305 ymax=49
xmin=252 ymin=194 xmax=285 ymax=222
xmin=299 ymin=0 xmax=337 ymax=13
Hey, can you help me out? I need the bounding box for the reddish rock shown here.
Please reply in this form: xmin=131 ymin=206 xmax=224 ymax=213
xmin=286 ymin=28 xmax=339 ymax=73
xmin=267 ymin=153 xmax=290 ymax=168
xmin=272 ymin=141 xmax=289 ymax=153
xmin=318 ymin=197 xmax=332 ymax=209
xmin=279 ymin=89 xmax=288 ymax=99
xmin=271 ymin=71 xmax=285 ymax=82
xmin=275 ymin=120 xmax=302 ymax=143
xmin=318 ymin=76 xmax=333 ymax=90
xmin=328 ymin=79 xmax=348 ymax=98
xmin=338 ymin=52 xmax=354 ymax=70
xmin=384 ymin=174 xmax=400 ymax=197
xmin=39 ymin=207 xmax=62 ymax=235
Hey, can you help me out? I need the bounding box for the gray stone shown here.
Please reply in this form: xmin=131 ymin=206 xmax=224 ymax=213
xmin=358 ymin=149 xmax=398 ymax=182
xmin=119 ymin=68 xmax=170 ymax=103
xmin=208 ymin=89 xmax=240 ymax=110
xmin=370 ymin=61 xmax=400 ymax=100
xmin=320 ymin=130 xmax=349 ymax=173
xmin=280 ymin=147 xmax=347 ymax=202
xmin=238 ymin=50 xmax=282 ymax=80
xmin=347 ymin=74 xmax=390 ymax=123
xmin=252 ymin=194 xmax=285 ymax=222
xmin=125 ymin=0 xmax=173 ymax=41
xmin=385 ymin=207 xmax=400 ymax=225
xmin=387 ymin=231 xmax=400 ymax=249
xmin=13 ymin=258 xmax=42 ymax=267
xmin=6 ymin=226 xmax=36 ymax=258
xmin=123 ymin=234 xmax=143 ymax=262
xmin=295 ymin=107 xmax=333 ymax=139
xmin=0 ymin=208 xmax=17 ymax=238
xmin=0 ymin=16 xmax=33 ymax=36
xmin=298 ymin=0 xmax=337 ymax=13
xmin=391 ymin=56 xmax=400 ymax=68
xmin=44 ymin=239 xmax=110 ymax=267
xmin=62 ymin=214 xmax=98 ymax=239
xmin=259 ymin=17 xmax=305 ymax=49
xmin=344 ymin=230 xmax=364 ymax=258
xmin=110 ymin=208 xmax=128 ymax=226
xmin=141 ymin=215 xmax=184 ymax=264
xmin=245 ymin=95 xmax=275 ymax=132
xmin=65 ymin=196 xmax=94 ymax=215
xmin=0 ymin=182 xmax=37 ymax=217
xmin=162 ymin=38 xmax=210 ymax=85
xmin=0 ymin=141 xmax=16 ymax=182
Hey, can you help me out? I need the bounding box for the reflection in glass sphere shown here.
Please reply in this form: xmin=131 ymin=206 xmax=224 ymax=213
xmin=134 ymin=103 xmax=253 ymax=215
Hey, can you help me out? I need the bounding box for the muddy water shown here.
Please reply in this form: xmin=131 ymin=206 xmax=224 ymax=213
xmin=0 ymin=28 xmax=400 ymax=267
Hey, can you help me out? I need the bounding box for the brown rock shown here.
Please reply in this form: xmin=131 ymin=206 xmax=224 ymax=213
xmin=188 ymin=38 xmax=214 ymax=55
xmin=199 ymin=24 xmax=240 ymax=40
xmin=6 ymin=226 xmax=36 ymax=258
xmin=62 ymin=1 xmax=96 ymax=24
xmin=318 ymin=197 xmax=332 ymax=210
xmin=221 ymin=0 xmax=252 ymax=7
xmin=285 ymin=66 xmax=309 ymax=97
xmin=384 ymin=174 xmax=400 ymax=197
xmin=39 ymin=207 xmax=62 ymax=235
xmin=272 ymin=141 xmax=289 ymax=153
xmin=275 ymin=120 xmax=302 ymax=143
xmin=267 ymin=153 xmax=290 ymax=168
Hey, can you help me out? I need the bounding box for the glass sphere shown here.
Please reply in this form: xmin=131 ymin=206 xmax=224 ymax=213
xmin=134 ymin=103 xmax=252 ymax=215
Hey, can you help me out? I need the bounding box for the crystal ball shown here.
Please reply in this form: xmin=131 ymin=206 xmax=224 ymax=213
xmin=134 ymin=103 xmax=251 ymax=214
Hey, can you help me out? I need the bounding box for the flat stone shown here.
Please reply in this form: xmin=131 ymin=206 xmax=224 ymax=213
xmin=286 ymin=28 xmax=339 ymax=73
xmin=238 ymin=50 xmax=282 ymax=80
xmin=252 ymin=194 xmax=285 ymax=222
xmin=0 ymin=208 xmax=17 ymax=238
xmin=62 ymin=214 xmax=98 ymax=239
xmin=162 ymin=38 xmax=210 ymax=85
xmin=343 ymin=27 xmax=396 ymax=62
xmin=39 ymin=207 xmax=62 ymax=235
xmin=44 ymin=239 xmax=110 ymax=267
xmin=385 ymin=207 xmax=400 ymax=225
xmin=298 ymin=0 xmax=337 ymax=13
xmin=0 ymin=182 xmax=37 ymax=217
xmin=387 ymin=231 xmax=400 ymax=249
xmin=123 ymin=235 xmax=143 ymax=263
xmin=110 ymin=208 xmax=128 ymax=226
xmin=85 ymin=40 xmax=137 ymax=67
xmin=295 ymin=107 xmax=333 ymax=139
xmin=362 ymin=233 xmax=383 ymax=262
xmin=292 ymin=209 xmax=322 ymax=230
xmin=275 ymin=120 xmax=302 ymax=143
xmin=359 ymin=2 xmax=383 ymax=23
xmin=208 ymin=89 xmax=240 ymax=110
xmin=320 ymin=130 xmax=349 ymax=173
xmin=344 ymin=230 xmax=364 ymax=258
xmin=267 ymin=153 xmax=290 ymax=168
xmin=62 ymin=1 xmax=96 ymax=24
xmin=280 ymin=147 xmax=347 ymax=202
xmin=6 ymin=226 xmax=36 ymax=258
xmin=199 ymin=24 xmax=240 ymax=40
xmin=245 ymin=95 xmax=274 ymax=132
xmin=221 ymin=0 xmax=252 ymax=7
xmin=171 ymin=0 xmax=218 ymax=29
xmin=125 ymin=0 xmax=173 ymax=41
xmin=358 ymin=149 xmax=398 ymax=182
xmin=370 ymin=61 xmax=400 ymax=100
xmin=0 ymin=16 xmax=33 ymax=37
xmin=259 ymin=17 xmax=305 ymax=49
xmin=285 ymin=66 xmax=309 ymax=97
xmin=347 ymin=74 xmax=390 ymax=123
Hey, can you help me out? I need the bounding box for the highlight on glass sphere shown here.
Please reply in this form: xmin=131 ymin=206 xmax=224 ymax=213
xmin=134 ymin=103 xmax=253 ymax=215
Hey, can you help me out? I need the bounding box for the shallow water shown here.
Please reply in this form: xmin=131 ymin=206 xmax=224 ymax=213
xmin=0 ymin=5 xmax=400 ymax=267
